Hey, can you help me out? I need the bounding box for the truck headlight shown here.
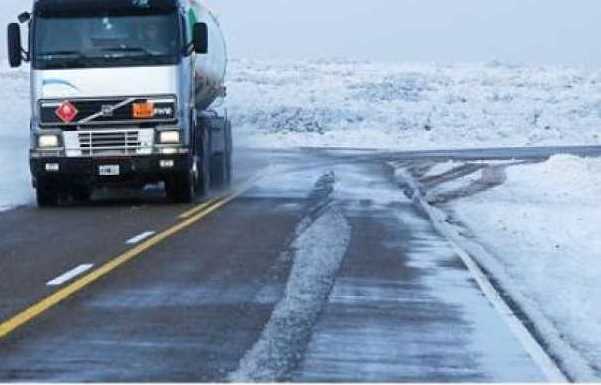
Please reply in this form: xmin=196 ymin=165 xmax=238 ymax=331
xmin=38 ymin=134 xmax=59 ymax=148
xmin=159 ymin=130 xmax=180 ymax=144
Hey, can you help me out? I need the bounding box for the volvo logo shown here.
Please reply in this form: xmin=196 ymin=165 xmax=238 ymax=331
xmin=101 ymin=105 xmax=114 ymax=117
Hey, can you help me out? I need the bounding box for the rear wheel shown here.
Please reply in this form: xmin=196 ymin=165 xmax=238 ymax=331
xmin=225 ymin=119 xmax=233 ymax=185
xmin=210 ymin=153 xmax=227 ymax=189
xmin=210 ymin=119 xmax=232 ymax=188
xmin=196 ymin=130 xmax=211 ymax=197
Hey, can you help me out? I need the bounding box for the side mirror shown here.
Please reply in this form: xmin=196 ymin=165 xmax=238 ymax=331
xmin=192 ymin=22 xmax=208 ymax=54
xmin=7 ymin=23 xmax=22 ymax=68
xmin=18 ymin=12 xmax=31 ymax=24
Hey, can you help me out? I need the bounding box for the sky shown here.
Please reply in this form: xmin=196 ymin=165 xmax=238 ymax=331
xmin=3 ymin=0 xmax=601 ymax=66
xmin=215 ymin=0 xmax=601 ymax=66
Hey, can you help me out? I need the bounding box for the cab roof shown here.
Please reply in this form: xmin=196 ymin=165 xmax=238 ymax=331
xmin=34 ymin=0 xmax=180 ymax=16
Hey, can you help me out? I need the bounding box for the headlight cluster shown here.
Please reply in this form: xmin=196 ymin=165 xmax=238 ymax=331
xmin=159 ymin=130 xmax=181 ymax=144
xmin=36 ymin=130 xmax=182 ymax=151
xmin=38 ymin=134 xmax=59 ymax=148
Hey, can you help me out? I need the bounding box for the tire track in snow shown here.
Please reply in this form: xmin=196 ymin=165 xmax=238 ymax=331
xmin=229 ymin=206 xmax=351 ymax=382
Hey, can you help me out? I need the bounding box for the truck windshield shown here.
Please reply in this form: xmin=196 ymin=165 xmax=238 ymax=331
xmin=33 ymin=13 xmax=181 ymax=69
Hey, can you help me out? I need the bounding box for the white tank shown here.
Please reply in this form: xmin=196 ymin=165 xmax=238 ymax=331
xmin=186 ymin=1 xmax=227 ymax=110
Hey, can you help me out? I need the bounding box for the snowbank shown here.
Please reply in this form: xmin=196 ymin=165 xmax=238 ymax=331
xmin=229 ymin=59 xmax=601 ymax=149
xmin=450 ymin=155 xmax=601 ymax=378
xmin=0 ymin=64 xmax=33 ymax=210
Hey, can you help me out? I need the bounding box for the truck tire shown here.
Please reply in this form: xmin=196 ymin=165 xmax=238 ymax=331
xmin=210 ymin=119 xmax=232 ymax=188
xmin=197 ymin=129 xmax=211 ymax=197
xmin=225 ymin=119 xmax=233 ymax=184
xmin=166 ymin=171 xmax=195 ymax=203
xmin=36 ymin=182 xmax=60 ymax=207
xmin=71 ymin=185 xmax=92 ymax=202
xmin=210 ymin=153 xmax=227 ymax=188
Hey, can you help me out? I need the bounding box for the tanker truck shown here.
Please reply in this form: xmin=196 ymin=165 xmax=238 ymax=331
xmin=6 ymin=0 xmax=232 ymax=206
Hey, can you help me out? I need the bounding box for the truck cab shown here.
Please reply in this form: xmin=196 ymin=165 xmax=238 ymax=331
xmin=7 ymin=0 xmax=232 ymax=206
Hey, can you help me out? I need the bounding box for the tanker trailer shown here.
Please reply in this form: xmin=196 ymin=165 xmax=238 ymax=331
xmin=6 ymin=0 xmax=232 ymax=206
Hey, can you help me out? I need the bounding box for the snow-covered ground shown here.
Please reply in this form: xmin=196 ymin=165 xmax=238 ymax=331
xmin=418 ymin=155 xmax=601 ymax=379
xmin=229 ymin=59 xmax=601 ymax=149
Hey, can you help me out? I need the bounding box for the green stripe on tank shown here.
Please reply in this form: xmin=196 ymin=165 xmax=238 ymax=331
xmin=188 ymin=8 xmax=198 ymax=32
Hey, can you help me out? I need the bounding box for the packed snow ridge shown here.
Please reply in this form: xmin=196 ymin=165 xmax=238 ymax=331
xmin=231 ymin=207 xmax=351 ymax=381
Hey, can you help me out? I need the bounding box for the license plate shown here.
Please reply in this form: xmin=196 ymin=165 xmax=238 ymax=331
xmin=99 ymin=165 xmax=120 ymax=176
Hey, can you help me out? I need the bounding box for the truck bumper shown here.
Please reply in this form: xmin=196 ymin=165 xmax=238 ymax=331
xmin=30 ymin=154 xmax=192 ymax=188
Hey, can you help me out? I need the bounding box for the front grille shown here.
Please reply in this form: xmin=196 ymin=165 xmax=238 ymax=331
xmin=79 ymin=131 xmax=139 ymax=155
xmin=40 ymin=96 xmax=177 ymax=127
xmin=64 ymin=129 xmax=154 ymax=157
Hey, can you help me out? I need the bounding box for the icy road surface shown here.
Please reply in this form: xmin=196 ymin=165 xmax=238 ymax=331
xmin=0 ymin=148 xmax=556 ymax=382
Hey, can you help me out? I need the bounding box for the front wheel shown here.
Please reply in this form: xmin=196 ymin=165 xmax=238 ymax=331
xmin=165 ymin=171 xmax=195 ymax=203
xmin=71 ymin=185 xmax=92 ymax=203
xmin=36 ymin=183 xmax=60 ymax=208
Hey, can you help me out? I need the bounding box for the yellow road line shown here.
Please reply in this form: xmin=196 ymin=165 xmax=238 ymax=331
xmin=0 ymin=180 xmax=256 ymax=340
xmin=179 ymin=173 xmax=263 ymax=219
xmin=178 ymin=196 xmax=221 ymax=219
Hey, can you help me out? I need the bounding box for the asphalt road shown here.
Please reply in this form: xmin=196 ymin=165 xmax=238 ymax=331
xmin=0 ymin=145 xmax=599 ymax=382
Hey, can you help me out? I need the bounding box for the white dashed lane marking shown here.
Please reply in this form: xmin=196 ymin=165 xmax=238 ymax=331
xmin=47 ymin=264 xmax=95 ymax=287
xmin=126 ymin=231 xmax=156 ymax=245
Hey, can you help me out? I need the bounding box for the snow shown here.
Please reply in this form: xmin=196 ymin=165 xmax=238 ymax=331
xmin=0 ymin=63 xmax=33 ymax=211
xmin=422 ymin=161 xmax=459 ymax=178
xmin=447 ymin=155 xmax=601 ymax=380
xmin=229 ymin=59 xmax=601 ymax=150
xmin=231 ymin=207 xmax=351 ymax=381
xmin=425 ymin=171 xmax=483 ymax=203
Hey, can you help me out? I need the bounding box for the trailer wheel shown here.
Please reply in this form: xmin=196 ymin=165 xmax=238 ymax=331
xmin=36 ymin=182 xmax=60 ymax=208
xmin=166 ymin=171 xmax=195 ymax=203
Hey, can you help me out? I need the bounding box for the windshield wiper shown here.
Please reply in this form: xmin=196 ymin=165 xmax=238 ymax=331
xmin=37 ymin=50 xmax=87 ymax=59
xmin=36 ymin=51 xmax=90 ymax=68
xmin=100 ymin=46 xmax=154 ymax=56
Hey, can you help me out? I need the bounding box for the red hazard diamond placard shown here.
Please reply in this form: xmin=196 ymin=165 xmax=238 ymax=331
xmin=55 ymin=101 xmax=79 ymax=123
